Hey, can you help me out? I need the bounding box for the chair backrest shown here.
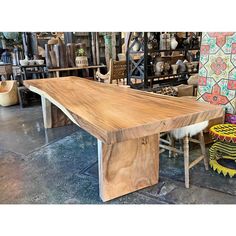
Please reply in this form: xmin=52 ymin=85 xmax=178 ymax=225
xmin=109 ymin=59 xmax=126 ymax=84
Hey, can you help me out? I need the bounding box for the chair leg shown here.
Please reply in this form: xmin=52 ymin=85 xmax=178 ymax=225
xmin=168 ymin=134 xmax=175 ymax=158
xmin=198 ymin=131 xmax=209 ymax=170
xmin=179 ymin=139 xmax=183 ymax=153
xmin=183 ymin=135 xmax=190 ymax=188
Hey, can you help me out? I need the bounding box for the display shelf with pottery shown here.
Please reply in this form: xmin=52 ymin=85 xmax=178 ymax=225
xmin=126 ymin=32 xmax=201 ymax=89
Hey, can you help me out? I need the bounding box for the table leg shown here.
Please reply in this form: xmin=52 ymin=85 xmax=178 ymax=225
xmin=41 ymin=96 xmax=72 ymax=128
xmin=41 ymin=96 xmax=52 ymax=128
xmin=97 ymin=134 xmax=159 ymax=202
xmin=56 ymin=71 xmax=60 ymax=78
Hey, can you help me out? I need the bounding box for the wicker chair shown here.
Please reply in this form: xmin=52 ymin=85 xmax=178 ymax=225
xmin=96 ymin=59 xmax=127 ymax=85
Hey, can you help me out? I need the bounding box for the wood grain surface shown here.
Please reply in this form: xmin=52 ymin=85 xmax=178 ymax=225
xmin=98 ymin=134 xmax=159 ymax=201
xmin=24 ymin=76 xmax=224 ymax=144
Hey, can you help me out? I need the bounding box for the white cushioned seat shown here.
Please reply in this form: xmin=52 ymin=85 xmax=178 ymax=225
xmin=171 ymin=121 xmax=209 ymax=140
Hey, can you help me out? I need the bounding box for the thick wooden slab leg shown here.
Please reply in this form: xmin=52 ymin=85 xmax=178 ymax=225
xmin=41 ymin=96 xmax=72 ymax=129
xmin=97 ymin=134 xmax=159 ymax=202
xmin=41 ymin=96 xmax=52 ymax=128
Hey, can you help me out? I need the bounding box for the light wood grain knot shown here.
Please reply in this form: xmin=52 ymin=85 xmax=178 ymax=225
xmin=142 ymin=137 xmax=148 ymax=145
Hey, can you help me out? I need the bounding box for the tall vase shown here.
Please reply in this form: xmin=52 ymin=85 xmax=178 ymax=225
xmin=170 ymin=35 xmax=178 ymax=50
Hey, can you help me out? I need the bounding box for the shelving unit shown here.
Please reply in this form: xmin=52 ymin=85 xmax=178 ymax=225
xmin=69 ymin=32 xmax=122 ymax=67
xmin=126 ymin=32 xmax=202 ymax=90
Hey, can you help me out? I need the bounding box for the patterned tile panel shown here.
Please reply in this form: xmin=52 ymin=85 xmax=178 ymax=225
xmin=197 ymin=32 xmax=236 ymax=115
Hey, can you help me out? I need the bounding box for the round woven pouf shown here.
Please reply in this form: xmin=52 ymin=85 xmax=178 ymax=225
xmin=209 ymin=124 xmax=236 ymax=177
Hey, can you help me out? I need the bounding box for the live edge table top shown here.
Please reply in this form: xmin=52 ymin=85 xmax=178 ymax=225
xmin=24 ymin=76 xmax=224 ymax=144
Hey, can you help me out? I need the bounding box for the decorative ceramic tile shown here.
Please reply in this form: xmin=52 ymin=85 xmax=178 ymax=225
xmin=197 ymin=32 xmax=236 ymax=115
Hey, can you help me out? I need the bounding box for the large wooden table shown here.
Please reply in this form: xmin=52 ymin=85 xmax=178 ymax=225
xmin=24 ymin=76 xmax=224 ymax=202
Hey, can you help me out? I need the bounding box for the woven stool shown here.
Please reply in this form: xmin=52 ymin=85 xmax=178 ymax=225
xmin=209 ymin=124 xmax=236 ymax=177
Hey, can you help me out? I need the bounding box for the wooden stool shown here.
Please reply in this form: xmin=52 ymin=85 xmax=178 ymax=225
xmin=160 ymin=121 xmax=209 ymax=188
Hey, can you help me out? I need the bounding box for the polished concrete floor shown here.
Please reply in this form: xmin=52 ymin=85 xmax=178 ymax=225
xmin=0 ymin=104 xmax=236 ymax=204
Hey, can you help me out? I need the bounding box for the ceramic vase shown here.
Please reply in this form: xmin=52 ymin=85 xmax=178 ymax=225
xmin=131 ymin=40 xmax=141 ymax=52
xmin=192 ymin=61 xmax=199 ymax=72
xmin=164 ymin=62 xmax=171 ymax=74
xmin=171 ymin=64 xmax=179 ymax=74
xmin=170 ymin=35 xmax=178 ymax=50
xmin=160 ymin=32 xmax=170 ymax=50
xmin=176 ymin=60 xmax=186 ymax=73
xmin=186 ymin=62 xmax=194 ymax=73
xmin=147 ymin=42 xmax=153 ymax=50
xmin=155 ymin=61 xmax=164 ymax=76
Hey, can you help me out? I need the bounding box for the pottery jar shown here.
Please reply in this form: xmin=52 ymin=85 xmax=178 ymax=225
xmin=176 ymin=60 xmax=186 ymax=73
xmin=192 ymin=61 xmax=199 ymax=72
xmin=155 ymin=61 xmax=164 ymax=76
xmin=171 ymin=64 xmax=179 ymax=74
xmin=164 ymin=62 xmax=171 ymax=74
xmin=131 ymin=40 xmax=141 ymax=52
xmin=160 ymin=32 xmax=170 ymax=50
xmin=186 ymin=62 xmax=194 ymax=73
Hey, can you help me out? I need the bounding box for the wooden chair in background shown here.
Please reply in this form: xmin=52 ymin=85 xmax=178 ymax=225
xmin=96 ymin=59 xmax=127 ymax=85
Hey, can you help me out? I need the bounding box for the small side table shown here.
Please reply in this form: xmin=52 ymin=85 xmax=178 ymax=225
xmin=20 ymin=64 xmax=47 ymax=80
xmin=209 ymin=124 xmax=236 ymax=177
